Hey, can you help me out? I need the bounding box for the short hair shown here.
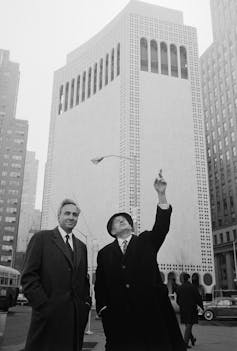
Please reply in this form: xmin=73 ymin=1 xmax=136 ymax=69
xmin=183 ymin=273 xmax=190 ymax=282
xmin=57 ymin=199 xmax=80 ymax=217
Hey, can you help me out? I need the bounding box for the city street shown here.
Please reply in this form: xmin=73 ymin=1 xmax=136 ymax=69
xmin=0 ymin=306 xmax=236 ymax=351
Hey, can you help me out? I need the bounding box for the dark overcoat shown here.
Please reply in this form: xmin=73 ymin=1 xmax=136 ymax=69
xmin=95 ymin=206 xmax=186 ymax=351
xmin=176 ymin=281 xmax=203 ymax=325
xmin=21 ymin=228 xmax=91 ymax=351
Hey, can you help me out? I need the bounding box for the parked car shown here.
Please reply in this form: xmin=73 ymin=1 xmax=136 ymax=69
xmin=17 ymin=293 xmax=28 ymax=306
xmin=201 ymin=297 xmax=237 ymax=321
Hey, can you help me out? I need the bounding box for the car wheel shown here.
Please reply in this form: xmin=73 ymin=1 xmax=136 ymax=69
xmin=204 ymin=310 xmax=214 ymax=321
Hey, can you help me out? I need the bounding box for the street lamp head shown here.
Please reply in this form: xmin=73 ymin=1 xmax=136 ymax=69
xmin=91 ymin=157 xmax=104 ymax=165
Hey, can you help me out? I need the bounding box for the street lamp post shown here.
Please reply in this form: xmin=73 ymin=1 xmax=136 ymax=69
xmin=233 ymin=240 xmax=237 ymax=285
xmin=91 ymin=154 xmax=138 ymax=234
xmin=76 ymin=230 xmax=93 ymax=335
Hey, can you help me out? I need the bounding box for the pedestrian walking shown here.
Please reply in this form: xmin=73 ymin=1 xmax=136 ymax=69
xmin=95 ymin=170 xmax=187 ymax=351
xmin=176 ymin=273 xmax=204 ymax=348
xmin=21 ymin=199 xmax=91 ymax=351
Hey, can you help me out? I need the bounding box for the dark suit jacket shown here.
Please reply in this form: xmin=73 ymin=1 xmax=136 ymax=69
xmin=21 ymin=227 xmax=91 ymax=351
xmin=177 ymin=281 xmax=204 ymax=324
xmin=95 ymin=206 xmax=186 ymax=351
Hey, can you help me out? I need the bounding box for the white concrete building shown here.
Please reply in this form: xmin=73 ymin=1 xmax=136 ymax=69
xmin=42 ymin=0 xmax=215 ymax=295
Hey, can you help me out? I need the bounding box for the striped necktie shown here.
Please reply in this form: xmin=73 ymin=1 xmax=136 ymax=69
xmin=122 ymin=240 xmax=128 ymax=254
xmin=65 ymin=234 xmax=74 ymax=260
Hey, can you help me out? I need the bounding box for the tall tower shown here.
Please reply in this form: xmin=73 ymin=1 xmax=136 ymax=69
xmin=200 ymin=0 xmax=237 ymax=289
xmin=0 ymin=50 xmax=28 ymax=267
xmin=42 ymin=0 xmax=214 ymax=295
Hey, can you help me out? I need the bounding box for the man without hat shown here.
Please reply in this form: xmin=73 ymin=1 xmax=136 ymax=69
xmin=95 ymin=171 xmax=187 ymax=351
xmin=21 ymin=199 xmax=91 ymax=351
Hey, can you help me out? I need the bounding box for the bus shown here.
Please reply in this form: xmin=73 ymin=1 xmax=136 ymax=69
xmin=0 ymin=265 xmax=20 ymax=311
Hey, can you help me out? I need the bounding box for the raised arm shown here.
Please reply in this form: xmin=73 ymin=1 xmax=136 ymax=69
xmin=146 ymin=170 xmax=172 ymax=251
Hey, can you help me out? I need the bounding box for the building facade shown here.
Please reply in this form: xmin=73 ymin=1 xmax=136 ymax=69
xmin=42 ymin=0 xmax=215 ymax=295
xmin=17 ymin=151 xmax=39 ymax=253
xmin=200 ymin=0 xmax=237 ymax=289
xmin=0 ymin=49 xmax=28 ymax=267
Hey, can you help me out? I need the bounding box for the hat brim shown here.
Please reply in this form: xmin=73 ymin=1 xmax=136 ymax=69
xmin=107 ymin=212 xmax=134 ymax=237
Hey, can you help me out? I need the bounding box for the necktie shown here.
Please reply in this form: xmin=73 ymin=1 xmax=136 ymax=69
xmin=122 ymin=240 xmax=128 ymax=254
xmin=65 ymin=234 xmax=74 ymax=260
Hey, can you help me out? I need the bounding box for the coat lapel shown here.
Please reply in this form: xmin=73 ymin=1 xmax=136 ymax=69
xmin=52 ymin=228 xmax=74 ymax=268
xmin=112 ymin=239 xmax=123 ymax=259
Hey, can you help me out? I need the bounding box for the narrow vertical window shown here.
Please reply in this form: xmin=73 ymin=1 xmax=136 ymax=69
xmin=76 ymin=75 xmax=80 ymax=105
xmin=170 ymin=44 xmax=178 ymax=77
xmin=105 ymin=54 xmax=109 ymax=85
xmin=64 ymin=82 xmax=69 ymax=111
xmin=150 ymin=40 xmax=158 ymax=73
xmin=99 ymin=58 xmax=103 ymax=90
xmin=111 ymin=48 xmax=114 ymax=81
xmin=93 ymin=63 xmax=97 ymax=94
xmin=140 ymin=38 xmax=148 ymax=71
xmin=117 ymin=43 xmax=120 ymax=76
xmin=88 ymin=67 xmax=92 ymax=98
xmin=70 ymin=79 xmax=75 ymax=108
xmin=160 ymin=42 xmax=168 ymax=75
xmin=58 ymin=85 xmax=64 ymax=115
xmin=82 ymin=71 xmax=86 ymax=102
xmin=180 ymin=46 xmax=188 ymax=79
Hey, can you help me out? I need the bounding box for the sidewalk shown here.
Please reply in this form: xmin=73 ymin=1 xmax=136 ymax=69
xmin=1 ymin=307 xmax=237 ymax=351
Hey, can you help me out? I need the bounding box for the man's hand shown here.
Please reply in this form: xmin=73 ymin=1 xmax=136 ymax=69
xmin=154 ymin=169 xmax=168 ymax=204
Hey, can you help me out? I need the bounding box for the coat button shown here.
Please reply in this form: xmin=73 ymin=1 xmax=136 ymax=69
xmin=125 ymin=284 xmax=130 ymax=288
xmin=122 ymin=265 xmax=126 ymax=269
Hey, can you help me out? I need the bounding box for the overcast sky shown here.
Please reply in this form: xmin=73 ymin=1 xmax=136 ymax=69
xmin=0 ymin=0 xmax=213 ymax=208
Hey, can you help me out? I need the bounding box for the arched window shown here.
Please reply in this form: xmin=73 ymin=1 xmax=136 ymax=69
xmin=82 ymin=71 xmax=86 ymax=102
xmin=150 ymin=40 xmax=158 ymax=73
xmin=70 ymin=78 xmax=75 ymax=108
xmin=111 ymin=49 xmax=114 ymax=81
xmin=87 ymin=67 xmax=92 ymax=98
xmin=140 ymin=38 xmax=148 ymax=71
xmin=58 ymin=85 xmax=64 ymax=115
xmin=160 ymin=42 xmax=168 ymax=75
xmin=180 ymin=46 xmax=188 ymax=79
xmin=99 ymin=58 xmax=103 ymax=90
xmin=105 ymin=54 xmax=109 ymax=85
xmin=76 ymin=75 xmax=80 ymax=105
xmin=93 ymin=63 xmax=97 ymax=94
xmin=64 ymin=82 xmax=69 ymax=111
xmin=117 ymin=43 xmax=120 ymax=76
xmin=170 ymin=44 xmax=178 ymax=77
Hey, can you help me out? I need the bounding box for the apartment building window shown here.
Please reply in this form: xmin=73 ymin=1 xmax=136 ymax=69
xmin=5 ymin=217 xmax=16 ymax=223
xmin=12 ymin=155 xmax=22 ymax=160
xmin=214 ymin=235 xmax=217 ymax=245
xmin=117 ymin=43 xmax=120 ymax=76
xmin=220 ymin=233 xmax=223 ymax=243
xmin=64 ymin=82 xmax=69 ymax=111
xmin=150 ymin=40 xmax=158 ymax=73
xmin=111 ymin=48 xmax=114 ymax=80
xmin=231 ymin=132 xmax=235 ymax=142
xmin=233 ymin=146 xmax=237 ymax=156
xmin=1 ymin=256 xmax=12 ymax=262
xmin=233 ymin=229 xmax=237 ymax=240
xmin=226 ymin=231 xmax=230 ymax=242
xmin=58 ymin=85 xmax=64 ymax=115
xmin=88 ymin=68 xmax=92 ymax=98
xmin=105 ymin=54 xmax=109 ymax=85
xmin=224 ymin=136 xmax=228 ymax=146
xmin=180 ymin=46 xmax=188 ymax=79
xmin=93 ymin=63 xmax=97 ymax=94
xmin=70 ymin=79 xmax=75 ymax=109
xmin=170 ymin=44 xmax=178 ymax=77
xmin=6 ymin=208 xmax=17 ymax=214
xmin=160 ymin=42 xmax=168 ymax=75
xmin=99 ymin=58 xmax=103 ymax=90
xmin=2 ymin=245 xmax=12 ymax=251
xmin=82 ymin=71 xmax=86 ymax=102
xmin=76 ymin=75 xmax=80 ymax=105
xmin=4 ymin=226 xmax=14 ymax=232
xmin=140 ymin=38 xmax=148 ymax=72
xmin=3 ymin=235 xmax=14 ymax=241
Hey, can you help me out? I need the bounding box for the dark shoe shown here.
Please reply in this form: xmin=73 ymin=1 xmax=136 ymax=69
xmin=191 ymin=337 xmax=196 ymax=346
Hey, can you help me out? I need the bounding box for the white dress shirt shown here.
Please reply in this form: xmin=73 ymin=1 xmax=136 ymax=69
xmin=58 ymin=226 xmax=74 ymax=250
xmin=117 ymin=234 xmax=132 ymax=253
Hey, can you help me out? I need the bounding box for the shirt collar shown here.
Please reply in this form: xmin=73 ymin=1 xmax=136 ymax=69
xmin=58 ymin=226 xmax=73 ymax=240
xmin=117 ymin=234 xmax=132 ymax=247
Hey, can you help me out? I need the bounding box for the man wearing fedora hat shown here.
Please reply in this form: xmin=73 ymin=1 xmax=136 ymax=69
xmin=95 ymin=170 xmax=186 ymax=351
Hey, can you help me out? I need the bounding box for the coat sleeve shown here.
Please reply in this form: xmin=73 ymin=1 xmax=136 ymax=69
xmin=94 ymin=250 xmax=108 ymax=314
xmin=83 ymin=245 xmax=92 ymax=306
xmin=21 ymin=232 xmax=49 ymax=309
xmin=141 ymin=205 xmax=172 ymax=252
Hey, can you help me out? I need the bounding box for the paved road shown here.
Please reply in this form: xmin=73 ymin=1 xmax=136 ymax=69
xmin=1 ymin=306 xmax=237 ymax=351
